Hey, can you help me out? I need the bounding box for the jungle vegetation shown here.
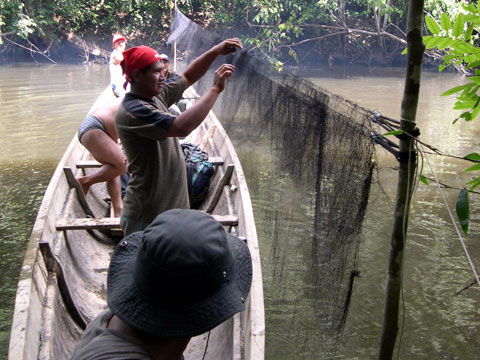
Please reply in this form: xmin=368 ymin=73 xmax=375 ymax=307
xmin=0 ymin=0 xmax=474 ymax=68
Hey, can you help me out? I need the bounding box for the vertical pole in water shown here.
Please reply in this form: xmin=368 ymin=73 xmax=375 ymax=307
xmin=378 ymin=0 xmax=425 ymax=359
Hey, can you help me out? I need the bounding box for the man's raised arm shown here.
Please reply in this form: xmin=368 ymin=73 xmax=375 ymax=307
xmin=181 ymin=38 xmax=242 ymax=87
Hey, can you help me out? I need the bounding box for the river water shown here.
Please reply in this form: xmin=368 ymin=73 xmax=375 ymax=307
xmin=0 ymin=64 xmax=479 ymax=359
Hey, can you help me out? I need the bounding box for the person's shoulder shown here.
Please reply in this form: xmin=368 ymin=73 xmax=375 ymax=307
xmin=72 ymin=332 xmax=152 ymax=360
xmin=71 ymin=310 xmax=152 ymax=360
xmin=164 ymin=75 xmax=186 ymax=91
xmin=166 ymin=70 xmax=178 ymax=79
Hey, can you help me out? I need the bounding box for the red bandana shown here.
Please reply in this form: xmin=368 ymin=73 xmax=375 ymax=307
xmin=121 ymin=46 xmax=162 ymax=89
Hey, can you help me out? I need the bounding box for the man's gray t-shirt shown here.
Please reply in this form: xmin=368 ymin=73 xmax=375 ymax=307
xmin=71 ymin=310 xmax=152 ymax=359
xmin=115 ymin=75 xmax=189 ymax=225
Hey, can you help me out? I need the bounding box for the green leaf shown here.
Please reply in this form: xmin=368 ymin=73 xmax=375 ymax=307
xmin=422 ymin=35 xmax=433 ymax=44
xmin=468 ymin=76 xmax=480 ymax=85
xmin=472 ymin=105 xmax=480 ymax=121
xmin=464 ymin=54 xmax=480 ymax=65
xmin=425 ymin=15 xmax=441 ymax=35
xmin=382 ymin=130 xmax=403 ymax=136
xmin=467 ymin=60 xmax=480 ymax=69
xmin=401 ymin=47 xmax=408 ymax=55
xmin=451 ymin=40 xmax=480 ymax=54
xmin=437 ymin=37 xmax=454 ymax=50
xmin=454 ymin=101 xmax=477 ymax=110
xmin=443 ymin=54 xmax=457 ymax=63
xmin=464 ymin=153 xmax=480 ymax=163
xmin=464 ymin=14 xmax=480 ymax=24
xmin=453 ymin=13 xmax=465 ymax=38
xmin=440 ymin=13 xmax=452 ymax=31
xmin=467 ymin=177 xmax=480 ymax=190
xmin=420 ymin=175 xmax=428 ymax=185
xmin=464 ymin=3 xmax=476 ymax=14
xmin=441 ymin=84 xmax=474 ymax=96
xmin=465 ymin=163 xmax=480 ymax=172
xmin=460 ymin=111 xmax=473 ymax=121
xmin=456 ymin=189 xmax=469 ymax=234
xmin=424 ymin=36 xmax=445 ymax=49
xmin=465 ymin=24 xmax=474 ymax=42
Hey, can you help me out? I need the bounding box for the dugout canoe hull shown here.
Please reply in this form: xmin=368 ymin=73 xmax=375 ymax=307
xmin=9 ymin=86 xmax=265 ymax=360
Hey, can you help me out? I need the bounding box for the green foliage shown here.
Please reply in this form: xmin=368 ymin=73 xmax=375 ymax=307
xmin=425 ymin=6 xmax=480 ymax=123
xmin=0 ymin=0 xmax=414 ymax=65
xmin=420 ymin=175 xmax=429 ymax=185
xmin=382 ymin=130 xmax=403 ymax=136
xmin=0 ymin=0 xmax=176 ymax=50
xmin=456 ymin=188 xmax=470 ymax=234
xmin=464 ymin=152 xmax=480 ymax=162
xmin=425 ymin=2 xmax=480 ymax=234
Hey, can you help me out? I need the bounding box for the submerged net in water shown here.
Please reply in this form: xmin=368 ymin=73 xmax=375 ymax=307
xmin=169 ymin=7 xmax=375 ymax=354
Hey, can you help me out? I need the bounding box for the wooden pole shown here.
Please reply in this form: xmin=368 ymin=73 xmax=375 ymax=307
xmin=378 ymin=0 xmax=425 ymax=359
xmin=173 ymin=0 xmax=177 ymax=72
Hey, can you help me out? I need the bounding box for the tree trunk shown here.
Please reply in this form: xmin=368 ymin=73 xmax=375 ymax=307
xmin=378 ymin=0 xmax=425 ymax=359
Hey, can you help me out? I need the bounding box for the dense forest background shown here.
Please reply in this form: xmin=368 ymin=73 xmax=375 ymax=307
xmin=0 ymin=0 xmax=471 ymax=68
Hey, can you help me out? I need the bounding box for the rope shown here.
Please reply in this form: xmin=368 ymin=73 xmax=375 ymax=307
xmin=420 ymin=144 xmax=480 ymax=289
xmin=201 ymin=330 xmax=211 ymax=360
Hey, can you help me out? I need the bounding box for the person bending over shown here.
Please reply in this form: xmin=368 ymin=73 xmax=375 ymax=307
xmin=71 ymin=209 xmax=252 ymax=360
xmin=115 ymin=38 xmax=242 ymax=235
xmin=77 ymin=97 xmax=126 ymax=217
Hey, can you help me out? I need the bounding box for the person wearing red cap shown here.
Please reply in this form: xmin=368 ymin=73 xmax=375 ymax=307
xmin=110 ymin=34 xmax=127 ymax=97
xmin=115 ymin=38 xmax=242 ymax=235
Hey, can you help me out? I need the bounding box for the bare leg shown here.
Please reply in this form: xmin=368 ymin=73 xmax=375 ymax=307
xmin=106 ymin=176 xmax=122 ymax=217
xmin=78 ymin=130 xmax=126 ymax=211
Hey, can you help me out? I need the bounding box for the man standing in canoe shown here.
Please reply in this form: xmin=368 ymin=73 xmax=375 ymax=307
xmin=115 ymin=38 xmax=242 ymax=235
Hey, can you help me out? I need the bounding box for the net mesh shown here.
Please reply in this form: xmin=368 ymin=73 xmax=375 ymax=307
xmin=169 ymin=7 xmax=376 ymax=352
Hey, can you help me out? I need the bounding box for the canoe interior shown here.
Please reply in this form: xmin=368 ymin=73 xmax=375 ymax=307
xmin=9 ymin=87 xmax=265 ymax=359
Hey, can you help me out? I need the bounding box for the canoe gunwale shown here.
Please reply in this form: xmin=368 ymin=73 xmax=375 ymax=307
xmin=9 ymin=131 xmax=83 ymax=360
xmin=9 ymin=86 xmax=265 ymax=360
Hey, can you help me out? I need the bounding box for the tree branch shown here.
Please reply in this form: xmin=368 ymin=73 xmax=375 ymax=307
xmin=246 ymin=21 xmax=408 ymax=45
xmin=277 ymin=32 xmax=348 ymax=49
xmin=0 ymin=34 xmax=57 ymax=63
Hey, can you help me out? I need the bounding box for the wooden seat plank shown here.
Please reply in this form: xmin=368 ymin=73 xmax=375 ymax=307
xmin=77 ymin=156 xmax=223 ymax=169
xmin=206 ymin=165 xmax=235 ymax=214
xmin=56 ymin=214 xmax=239 ymax=231
xmin=76 ymin=160 xmax=102 ymax=169
xmin=63 ymin=167 xmax=95 ymax=218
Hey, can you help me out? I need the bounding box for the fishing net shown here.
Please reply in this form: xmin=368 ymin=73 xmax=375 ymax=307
xmin=169 ymin=8 xmax=375 ymax=356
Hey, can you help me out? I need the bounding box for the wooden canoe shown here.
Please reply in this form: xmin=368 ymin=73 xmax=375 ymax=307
xmin=8 ymin=86 xmax=265 ymax=359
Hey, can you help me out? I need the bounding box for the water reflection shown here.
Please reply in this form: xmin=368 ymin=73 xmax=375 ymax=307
xmin=0 ymin=160 xmax=54 ymax=351
xmin=0 ymin=64 xmax=479 ymax=359
xmin=0 ymin=64 xmax=109 ymax=356
xmin=0 ymin=64 xmax=108 ymax=163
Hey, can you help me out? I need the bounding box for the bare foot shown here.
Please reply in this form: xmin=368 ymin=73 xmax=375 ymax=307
xmin=76 ymin=176 xmax=90 ymax=195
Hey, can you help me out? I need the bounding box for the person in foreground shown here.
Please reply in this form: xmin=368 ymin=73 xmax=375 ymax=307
xmin=71 ymin=209 xmax=252 ymax=360
xmin=115 ymin=38 xmax=242 ymax=235
xmin=77 ymin=97 xmax=126 ymax=217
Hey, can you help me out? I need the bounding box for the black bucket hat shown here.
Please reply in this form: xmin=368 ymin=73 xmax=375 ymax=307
xmin=107 ymin=209 xmax=252 ymax=338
